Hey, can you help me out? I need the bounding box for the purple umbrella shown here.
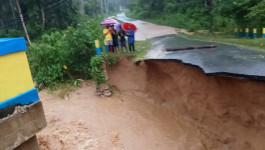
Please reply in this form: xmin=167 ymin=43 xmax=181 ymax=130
xmin=115 ymin=23 xmax=122 ymax=31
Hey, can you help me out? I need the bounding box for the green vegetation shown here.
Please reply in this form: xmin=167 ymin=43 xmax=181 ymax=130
xmin=27 ymin=18 xmax=104 ymax=87
xmin=0 ymin=0 xmax=126 ymax=40
xmin=131 ymin=40 xmax=152 ymax=61
xmin=5 ymin=0 xmax=265 ymax=93
xmin=89 ymin=39 xmax=151 ymax=86
xmin=1 ymin=0 xmax=79 ymax=39
xmin=180 ymin=33 xmax=265 ymax=51
xmin=90 ymin=56 xmax=107 ymax=84
xmin=0 ymin=0 xmax=129 ymax=91
xmin=102 ymin=40 xmax=151 ymax=63
xmin=89 ymin=40 xmax=151 ymax=86
xmin=127 ymin=12 xmax=234 ymax=32
xmin=127 ymin=0 xmax=265 ymax=35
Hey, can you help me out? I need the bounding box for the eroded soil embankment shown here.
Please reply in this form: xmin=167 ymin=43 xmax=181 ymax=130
xmin=108 ymin=57 xmax=265 ymax=150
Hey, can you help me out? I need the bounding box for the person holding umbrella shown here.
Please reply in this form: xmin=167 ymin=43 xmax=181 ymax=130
xmin=126 ymin=25 xmax=135 ymax=52
xmin=101 ymin=19 xmax=120 ymax=52
xmin=103 ymin=24 xmax=113 ymax=52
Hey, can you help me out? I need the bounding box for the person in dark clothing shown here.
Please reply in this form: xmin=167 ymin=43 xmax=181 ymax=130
xmin=111 ymin=25 xmax=120 ymax=53
xmin=126 ymin=25 xmax=135 ymax=52
xmin=118 ymin=28 xmax=128 ymax=52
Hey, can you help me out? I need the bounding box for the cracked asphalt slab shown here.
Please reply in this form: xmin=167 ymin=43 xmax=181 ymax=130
xmin=145 ymin=35 xmax=265 ymax=80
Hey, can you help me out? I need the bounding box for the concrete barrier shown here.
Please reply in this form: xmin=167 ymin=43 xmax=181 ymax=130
xmin=0 ymin=38 xmax=39 ymax=109
xmin=0 ymin=37 xmax=46 ymax=150
xmin=0 ymin=101 xmax=46 ymax=150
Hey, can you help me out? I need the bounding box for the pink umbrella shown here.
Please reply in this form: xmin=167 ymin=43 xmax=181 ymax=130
xmin=100 ymin=19 xmax=116 ymax=25
xmin=110 ymin=19 xmax=119 ymax=24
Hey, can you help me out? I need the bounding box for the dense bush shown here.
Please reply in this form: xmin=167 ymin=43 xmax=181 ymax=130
xmin=90 ymin=56 xmax=106 ymax=84
xmin=27 ymin=18 xmax=104 ymax=87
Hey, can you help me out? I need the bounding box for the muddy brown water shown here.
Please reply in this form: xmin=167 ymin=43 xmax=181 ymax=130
xmin=38 ymin=57 xmax=265 ymax=150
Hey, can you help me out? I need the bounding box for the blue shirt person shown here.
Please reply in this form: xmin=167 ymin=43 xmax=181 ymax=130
xmin=126 ymin=25 xmax=135 ymax=52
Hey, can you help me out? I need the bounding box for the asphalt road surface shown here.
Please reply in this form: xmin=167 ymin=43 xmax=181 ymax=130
xmin=116 ymin=13 xmax=265 ymax=80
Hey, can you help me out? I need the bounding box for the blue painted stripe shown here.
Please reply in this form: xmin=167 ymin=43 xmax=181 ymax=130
xmin=0 ymin=37 xmax=27 ymax=56
xmin=105 ymin=45 xmax=109 ymax=52
xmin=96 ymin=47 xmax=101 ymax=55
xmin=253 ymin=33 xmax=257 ymax=39
xmin=0 ymin=88 xmax=39 ymax=110
xmin=246 ymin=32 xmax=249 ymax=38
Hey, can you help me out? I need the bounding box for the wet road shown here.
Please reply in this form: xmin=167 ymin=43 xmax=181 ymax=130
xmin=145 ymin=35 xmax=265 ymax=80
xmin=116 ymin=13 xmax=265 ymax=80
xmin=115 ymin=13 xmax=177 ymax=41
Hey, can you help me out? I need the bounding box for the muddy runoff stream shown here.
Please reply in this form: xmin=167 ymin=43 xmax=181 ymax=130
xmin=38 ymin=56 xmax=265 ymax=150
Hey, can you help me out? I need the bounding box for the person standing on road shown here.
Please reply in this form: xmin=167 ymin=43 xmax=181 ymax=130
xmin=103 ymin=24 xmax=113 ymax=52
xmin=126 ymin=25 xmax=135 ymax=52
xmin=111 ymin=25 xmax=120 ymax=53
xmin=119 ymin=28 xmax=128 ymax=52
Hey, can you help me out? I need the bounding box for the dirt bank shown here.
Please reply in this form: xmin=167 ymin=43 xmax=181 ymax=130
xmin=38 ymin=57 xmax=202 ymax=149
xmin=108 ymin=57 xmax=265 ymax=150
xmin=38 ymin=56 xmax=265 ymax=149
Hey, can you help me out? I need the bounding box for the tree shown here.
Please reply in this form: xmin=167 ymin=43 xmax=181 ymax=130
xmin=247 ymin=0 xmax=265 ymax=27
xmin=40 ymin=0 xmax=45 ymax=29
xmin=16 ymin=0 xmax=31 ymax=44
xmin=79 ymin=0 xmax=85 ymax=16
xmin=0 ymin=0 xmax=123 ymax=39
xmin=9 ymin=0 xmax=17 ymax=28
xmin=206 ymin=0 xmax=214 ymax=32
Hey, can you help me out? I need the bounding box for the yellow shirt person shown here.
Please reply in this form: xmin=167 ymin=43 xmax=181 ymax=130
xmin=103 ymin=28 xmax=112 ymax=41
xmin=103 ymin=24 xmax=113 ymax=52
xmin=103 ymin=25 xmax=113 ymax=43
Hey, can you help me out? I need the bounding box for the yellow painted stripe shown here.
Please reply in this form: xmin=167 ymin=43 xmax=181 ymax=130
xmin=95 ymin=40 xmax=100 ymax=48
xmin=245 ymin=28 xmax=249 ymax=33
xmin=0 ymin=51 xmax=34 ymax=102
xmin=253 ymin=28 xmax=257 ymax=33
xmin=263 ymin=28 xmax=265 ymax=34
xmin=234 ymin=28 xmax=238 ymax=32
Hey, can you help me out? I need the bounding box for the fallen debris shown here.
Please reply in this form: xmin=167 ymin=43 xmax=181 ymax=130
xmin=96 ymin=83 xmax=112 ymax=97
xmin=166 ymin=45 xmax=217 ymax=51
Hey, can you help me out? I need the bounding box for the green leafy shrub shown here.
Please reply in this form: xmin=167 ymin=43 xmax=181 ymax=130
xmin=28 ymin=43 xmax=65 ymax=85
xmin=90 ymin=56 xmax=106 ymax=84
xmin=27 ymin=18 xmax=104 ymax=87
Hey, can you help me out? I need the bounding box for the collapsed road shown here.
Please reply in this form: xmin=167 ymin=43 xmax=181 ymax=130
xmin=145 ymin=34 xmax=265 ymax=80
xmin=37 ymin=14 xmax=265 ymax=150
